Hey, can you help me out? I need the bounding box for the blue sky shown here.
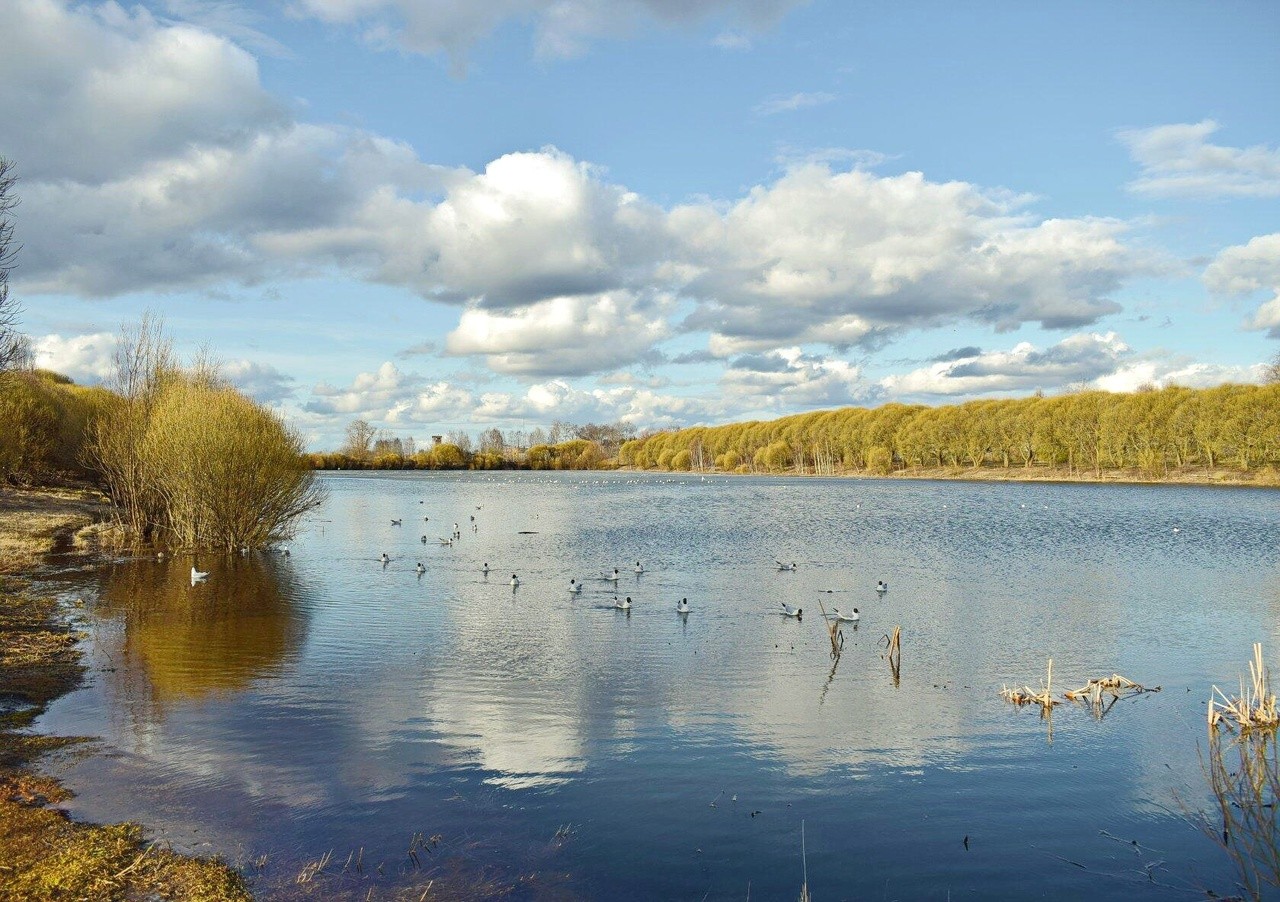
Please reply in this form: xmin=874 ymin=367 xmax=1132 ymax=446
xmin=6 ymin=0 xmax=1279 ymax=448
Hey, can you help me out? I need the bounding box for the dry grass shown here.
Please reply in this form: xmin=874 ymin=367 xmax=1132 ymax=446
xmin=1063 ymin=674 xmax=1160 ymax=718
xmin=0 ymin=486 xmax=109 ymax=574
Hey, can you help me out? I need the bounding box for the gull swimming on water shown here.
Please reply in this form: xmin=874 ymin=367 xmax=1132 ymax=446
xmin=614 ymin=596 xmax=632 ymax=610
xmin=604 ymin=568 xmax=621 ymax=582
xmin=777 ymin=560 xmax=797 ymax=571
xmin=569 ymin=579 xmax=582 ymax=594
xmin=834 ymin=607 xmax=859 ymax=622
xmin=482 ymin=562 xmax=490 ymax=575
xmin=676 ymin=598 xmax=690 ymax=614
xmin=634 ymin=561 xmax=644 ymax=573
xmin=780 ymin=602 xmax=802 ymax=618
xmin=511 ymin=574 xmax=521 ymax=587
xmin=391 ymin=519 xmax=402 ymax=526
xmin=415 ymin=562 xmax=426 ymax=574
xmin=876 ymin=581 xmax=888 ymax=593
xmin=190 ymin=566 xmax=209 ymax=584
xmin=379 ymin=553 xmax=390 ymax=564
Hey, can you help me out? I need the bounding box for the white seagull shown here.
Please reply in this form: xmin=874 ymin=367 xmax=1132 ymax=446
xmin=614 ymin=596 xmax=632 ymax=610
xmin=569 ymin=579 xmax=582 ymax=594
xmin=415 ymin=563 xmax=426 ymax=574
xmin=676 ymin=598 xmax=691 ymax=614
xmin=776 ymin=560 xmax=797 ymax=571
xmin=511 ymin=574 xmax=521 ymax=587
xmin=379 ymin=553 xmax=390 ymax=564
xmin=780 ymin=602 xmax=802 ymax=618
xmin=190 ymin=566 xmax=209 ymax=584
xmin=834 ymin=608 xmax=859 ymax=622
xmin=875 ymin=581 xmax=888 ymax=593
xmin=634 ymin=561 xmax=644 ymax=573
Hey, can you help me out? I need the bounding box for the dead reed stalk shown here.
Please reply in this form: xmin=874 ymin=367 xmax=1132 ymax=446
xmin=1063 ymin=674 xmax=1160 ymax=718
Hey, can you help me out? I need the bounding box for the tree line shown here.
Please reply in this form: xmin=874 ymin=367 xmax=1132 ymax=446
xmin=310 ymin=419 xmax=637 ymax=471
xmin=618 ymin=383 xmax=1280 ymax=479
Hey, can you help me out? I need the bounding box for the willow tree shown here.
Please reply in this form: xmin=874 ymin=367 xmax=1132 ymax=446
xmin=88 ymin=317 xmax=321 ymax=549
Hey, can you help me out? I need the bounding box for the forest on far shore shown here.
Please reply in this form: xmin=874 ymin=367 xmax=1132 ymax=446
xmin=313 ymin=381 xmax=1280 ymax=483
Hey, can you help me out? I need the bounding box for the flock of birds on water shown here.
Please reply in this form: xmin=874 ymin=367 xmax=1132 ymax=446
xmin=183 ymin=498 xmax=892 ymax=625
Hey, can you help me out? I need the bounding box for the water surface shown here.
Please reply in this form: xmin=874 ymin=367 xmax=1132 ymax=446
xmin=35 ymin=472 xmax=1280 ymax=899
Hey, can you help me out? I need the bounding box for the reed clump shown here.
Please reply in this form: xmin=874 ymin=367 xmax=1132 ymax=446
xmin=1063 ymin=674 xmax=1160 ymax=718
xmin=1208 ymin=644 xmax=1279 ymax=732
xmin=1000 ymin=658 xmax=1060 ymax=713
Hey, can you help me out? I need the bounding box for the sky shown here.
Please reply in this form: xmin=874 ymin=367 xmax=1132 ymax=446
xmin=4 ymin=0 xmax=1279 ymax=450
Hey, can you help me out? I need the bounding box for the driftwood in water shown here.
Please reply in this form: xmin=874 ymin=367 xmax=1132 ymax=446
xmin=880 ymin=625 xmax=901 ymax=685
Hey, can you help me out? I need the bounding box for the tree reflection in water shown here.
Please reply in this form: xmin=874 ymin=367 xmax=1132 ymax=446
xmin=96 ymin=556 xmax=307 ymax=710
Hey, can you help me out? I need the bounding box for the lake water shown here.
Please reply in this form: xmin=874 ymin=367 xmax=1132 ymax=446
xmin=31 ymin=472 xmax=1280 ymax=900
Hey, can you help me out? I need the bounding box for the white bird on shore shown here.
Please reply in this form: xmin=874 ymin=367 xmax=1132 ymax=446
xmin=190 ymin=566 xmax=208 ymax=584
xmin=780 ymin=602 xmax=802 ymax=618
xmin=834 ymin=607 xmax=859 ymax=622
xmin=876 ymin=581 xmax=888 ymax=593
xmin=614 ymin=596 xmax=632 ymax=610
xmin=676 ymin=598 xmax=690 ymax=614
xmin=777 ymin=560 xmax=797 ymax=571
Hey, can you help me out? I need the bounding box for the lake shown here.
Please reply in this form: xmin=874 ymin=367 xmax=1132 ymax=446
xmin=31 ymin=472 xmax=1280 ymax=899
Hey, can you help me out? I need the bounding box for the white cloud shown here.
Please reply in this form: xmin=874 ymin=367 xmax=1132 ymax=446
xmin=444 ymin=291 xmax=672 ymax=376
xmin=712 ymin=30 xmax=752 ymax=50
xmin=880 ymin=333 xmax=1131 ymax=397
xmin=1119 ymin=120 xmax=1280 ymax=199
xmin=676 ymin=164 xmax=1143 ymax=350
xmin=721 ymin=347 xmax=874 ymax=410
xmin=881 ymin=333 xmax=1268 ymax=399
xmin=1203 ymin=233 xmax=1280 ymax=336
xmin=9 ymin=0 xmax=1152 ymax=387
xmin=306 ymin=361 xmax=421 ymax=416
xmin=289 ymin=0 xmax=804 ymax=65
xmin=221 ymin=359 xmax=297 ymax=403
xmin=0 ymin=0 xmax=283 ymax=185
xmin=33 ymin=332 xmax=118 ymax=383
xmin=753 ymin=91 xmax=836 ymax=116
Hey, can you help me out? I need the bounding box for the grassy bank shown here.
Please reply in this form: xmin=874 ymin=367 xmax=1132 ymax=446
xmin=0 ymin=487 xmax=251 ymax=901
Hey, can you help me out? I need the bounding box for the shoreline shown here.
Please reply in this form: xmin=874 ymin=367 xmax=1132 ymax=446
xmin=0 ymin=486 xmax=252 ymax=901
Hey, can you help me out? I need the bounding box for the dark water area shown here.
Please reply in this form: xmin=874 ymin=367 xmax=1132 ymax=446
xmin=30 ymin=472 xmax=1280 ymax=899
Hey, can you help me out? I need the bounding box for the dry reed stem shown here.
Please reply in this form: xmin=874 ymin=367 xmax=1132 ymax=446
xmin=1063 ymin=673 xmax=1160 ymax=717
xmin=1209 ymin=644 xmax=1279 ymax=733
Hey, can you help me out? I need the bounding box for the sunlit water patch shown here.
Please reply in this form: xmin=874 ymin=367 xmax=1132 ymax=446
xmin=31 ymin=472 xmax=1280 ymax=899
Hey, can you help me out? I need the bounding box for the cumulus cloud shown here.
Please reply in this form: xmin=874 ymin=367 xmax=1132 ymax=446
xmin=676 ymin=165 xmax=1142 ymax=351
xmin=221 ymin=359 xmax=297 ymax=403
xmin=1119 ymin=121 xmax=1280 ymax=199
xmin=720 ymin=347 xmax=875 ymax=410
xmin=0 ymin=0 xmax=283 ymax=185
xmin=33 ymin=332 xmax=118 ymax=383
xmin=754 ymin=91 xmax=836 ymax=116
xmin=10 ymin=0 xmax=1152 ymax=387
xmin=444 ymin=291 xmax=672 ymax=376
xmin=880 ymin=333 xmax=1269 ymax=399
xmin=289 ymin=0 xmax=804 ymax=65
xmin=880 ymin=333 xmax=1131 ymax=397
xmin=306 ymin=361 xmax=422 ymax=416
xmin=1204 ymin=233 xmax=1280 ymax=336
